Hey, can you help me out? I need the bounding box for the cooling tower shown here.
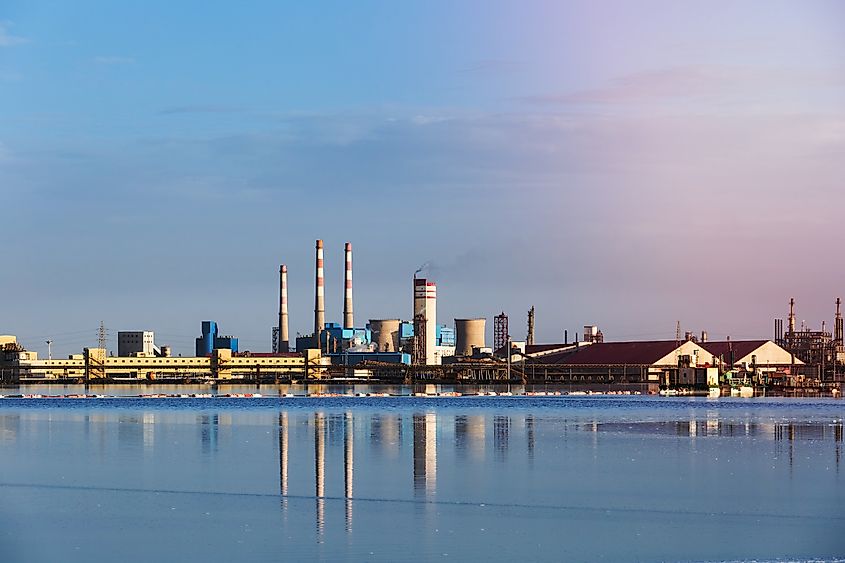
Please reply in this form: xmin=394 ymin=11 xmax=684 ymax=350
xmin=455 ymin=318 xmax=486 ymax=357
xmin=369 ymin=319 xmax=401 ymax=352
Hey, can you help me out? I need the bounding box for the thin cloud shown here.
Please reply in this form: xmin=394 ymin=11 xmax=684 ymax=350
xmin=158 ymin=105 xmax=244 ymax=115
xmin=93 ymin=55 xmax=135 ymax=65
xmin=515 ymin=65 xmax=845 ymax=107
xmin=0 ymin=22 xmax=28 ymax=46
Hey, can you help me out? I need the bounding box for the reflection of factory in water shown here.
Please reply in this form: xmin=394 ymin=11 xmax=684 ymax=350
xmin=595 ymin=418 xmax=844 ymax=470
xmin=412 ymin=413 xmax=437 ymax=495
xmin=270 ymin=410 xmax=546 ymax=536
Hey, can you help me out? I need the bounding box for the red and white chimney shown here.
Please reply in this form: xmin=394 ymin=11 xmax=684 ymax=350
xmin=279 ymin=264 xmax=289 ymax=352
xmin=343 ymin=242 xmax=354 ymax=329
xmin=314 ymin=240 xmax=325 ymax=337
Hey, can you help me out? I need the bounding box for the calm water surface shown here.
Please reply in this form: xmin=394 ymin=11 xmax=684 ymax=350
xmin=0 ymin=386 xmax=843 ymax=562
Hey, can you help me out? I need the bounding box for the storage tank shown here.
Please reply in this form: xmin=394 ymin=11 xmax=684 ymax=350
xmin=455 ymin=318 xmax=486 ymax=357
xmin=369 ymin=319 xmax=401 ymax=352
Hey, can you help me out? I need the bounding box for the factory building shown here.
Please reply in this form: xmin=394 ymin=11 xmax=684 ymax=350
xmin=528 ymin=340 xmax=713 ymax=387
xmin=117 ymin=331 xmax=162 ymax=357
xmin=518 ymin=325 xmax=606 ymax=359
xmin=396 ymin=320 xmax=455 ymax=364
xmin=582 ymin=325 xmax=605 ymax=344
xmin=438 ymin=325 xmax=456 ymax=346
xmin=0 ymin=337 xmax=319 ymax=381
xmin=774 ymin=298 xmax=844 ymax=370
xmin=319 ymin=322 xmax=371 ymax=353
xmin=700 ymin=340 xmax=801 ymax=370
xmin=195 ymin=321 xmax=238 ymax=357
xmin=325 ymin=351 xmax=411 ymax=367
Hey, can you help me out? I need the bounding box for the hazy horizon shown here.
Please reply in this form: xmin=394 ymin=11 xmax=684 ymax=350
xmin=2 ymin=1 xmax=844 ymax=357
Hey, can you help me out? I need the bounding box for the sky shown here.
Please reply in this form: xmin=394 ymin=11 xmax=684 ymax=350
xmin=1 ymin=1 xmax=844 ymax=357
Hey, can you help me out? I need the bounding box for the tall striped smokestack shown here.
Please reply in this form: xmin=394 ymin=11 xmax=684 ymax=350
xmin=279 ymin=264 xmax=289 ymax=352
xmin=314 ymin=240 xmax=325 ymax=338
xmin=343 ymin=242 xmax=353 ymax=329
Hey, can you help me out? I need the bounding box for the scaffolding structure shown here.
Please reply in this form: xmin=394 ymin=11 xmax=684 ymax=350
xmin=412 ymin=314 xmax=427 ymax=366
xmin=494 ymin=312 xmax=508 ymax=353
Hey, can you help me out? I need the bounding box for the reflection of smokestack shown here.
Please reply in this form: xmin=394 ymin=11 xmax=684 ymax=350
xmin=344 ymin=411 xmax=354 ymax=533
xmin=314 ymin=240 xmax=325 ymax=338
xmin=343 ymin=242 xmax=353 ymax=329
xmin=279 ymin=265 xmax=289 ymax=352
xmin=279 ymin=412 xmax=288 ymax=496
xmin=314 ymin=412 xmax=325 ymax=536
xmin=413 ymin=412 xmax=437 ymax=496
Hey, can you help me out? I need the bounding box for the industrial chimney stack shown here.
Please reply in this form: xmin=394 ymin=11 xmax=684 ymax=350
xmin=527 ymin=306 xmax=535 ymax=347
xmin=279 ymin=264 xmax=289 ymax=352
xmin=343 ymin=242 xmax=354 ymax=329
xmin=835 ymin=297 xmax=843 ymax=345
xmin=413 ymin=277 xmax=437 ymax=365
xmin=788 ymin=297 xmax=796 ymax=333
xmin=314 ymin=239 xmax=325 ymax=339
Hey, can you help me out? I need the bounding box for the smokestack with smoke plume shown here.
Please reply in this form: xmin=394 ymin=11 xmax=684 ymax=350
xmin=414 ymin=262 xmax=429 ymax=279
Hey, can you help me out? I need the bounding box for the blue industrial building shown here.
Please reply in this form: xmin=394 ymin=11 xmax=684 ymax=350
xmin=398 ymin=321 xmax=455 ymax=347
xmin=195 ymin=321 xmax=239 ymax=357
xmin=320 ymin=322 xmax=371 ymax=352
xmin=437 ymin=325 xmax=456 ymax=346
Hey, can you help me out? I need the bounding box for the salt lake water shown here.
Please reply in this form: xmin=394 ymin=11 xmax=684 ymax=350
xmin=0 ymin=386 xmax=843 ymax=562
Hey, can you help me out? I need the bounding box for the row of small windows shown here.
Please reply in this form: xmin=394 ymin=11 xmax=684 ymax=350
xmin=109 ymin=358 xmax=299 ymax=364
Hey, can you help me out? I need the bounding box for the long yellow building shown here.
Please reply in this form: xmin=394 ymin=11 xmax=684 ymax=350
xmin=0 ymin=336 xmax=323 ymax=381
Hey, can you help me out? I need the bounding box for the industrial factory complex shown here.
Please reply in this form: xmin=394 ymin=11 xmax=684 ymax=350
xmin=2 ymin=240 xmax=844 ymax=395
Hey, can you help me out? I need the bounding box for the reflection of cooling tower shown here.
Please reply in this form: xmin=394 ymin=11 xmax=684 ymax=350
xmin=455 ymin=318 xmax=486 ymax=356
xmin=413 ymin=279 xmax=437 ymax=365
xmin=370 ymin=319 xmax=401 ymax=352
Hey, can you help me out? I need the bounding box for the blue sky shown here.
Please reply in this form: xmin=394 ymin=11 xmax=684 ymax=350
xmin=2 ymin=1 xmax=844 ymax=356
